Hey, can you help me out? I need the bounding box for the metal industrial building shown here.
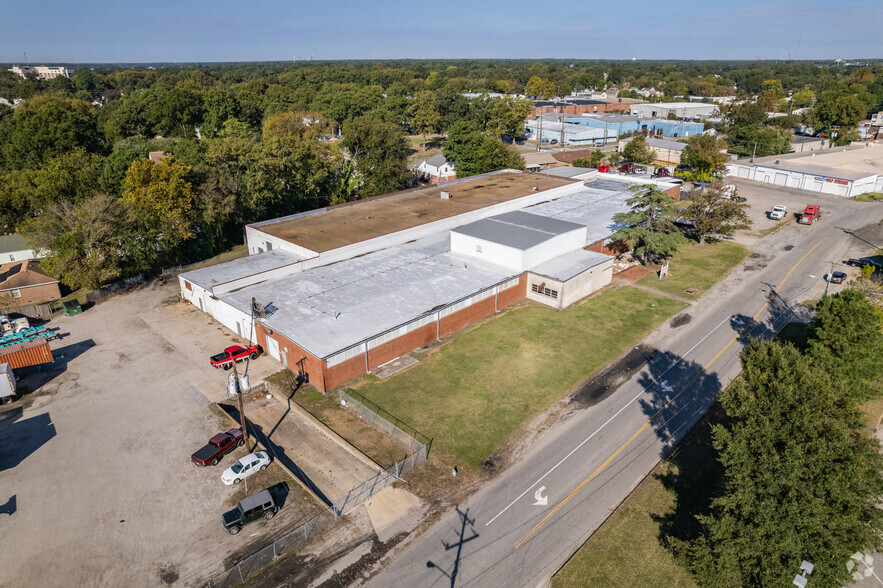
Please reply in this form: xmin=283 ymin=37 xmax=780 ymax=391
xmin=563 ymin=114 xmax=705 ymax=139
xmin=629 ymin=102 xmax=719 ymax=120
xmin=180 ymin=171 xmax=679 ymax=391
xmin=726 ymin=143 xmax=883 ymax=197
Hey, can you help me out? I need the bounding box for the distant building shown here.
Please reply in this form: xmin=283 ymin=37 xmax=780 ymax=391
xmin=522 ymin=152 xmax=563 ymax=171
xmin=617 ymin=136 xmax=688 ymax=164
xmin=9 ymin=65 xmax=71 ymax=80
xmin=415 ymin=154 xmax=456 ymax=183
xmin=531 ymin=97 xmax=645 ymax=117
xmin=790 ymin=135 xmax=828 ymax=153
xmin=0 ymin=260 xmax=60 ymax=307
xmin=563 ymin=113 xmax=705 ymax=139
xmin=629 ymin=102 xmax=719 ymax=120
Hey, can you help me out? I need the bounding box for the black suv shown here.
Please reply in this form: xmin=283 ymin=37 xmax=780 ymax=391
xmin=222 ymin=486 xmax=281 ymax=534
xmin=846 ymin=257 xmax=883 ymax=271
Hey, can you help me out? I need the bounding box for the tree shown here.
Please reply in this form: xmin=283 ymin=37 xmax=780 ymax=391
xmin=679 ymin=135 xmax=729 ymax=180
xmin=621 ymin=135 xmax=654 ymax=164
xmin=409 ymin=90 xmax=441 ymax=151
xmin=525 ymin=76 xmax=556 ymax=99
xmin=121 ymin=157 xmax=197 ymax=264
xmin=442 ymin=122 xmax=523 ymax=177
xmin=811 ymin=93 xmax=867 ymax=146
xmin=0 ymin=95 xmax=104 ymax=170
xmin=680 ymin=340 xmax=883 ymax=587
xmin=724 ymin=103 xmax=792 ymax=157
xmin=485 ymin=97 xmax=532 ymax=143
xmin=342 ymin=114 xmax=411 ymax=198
xmin=807 ymin=290 xmax=883 ymax=402
xmin=21 ymin=194 xmax=131 ymax=289
xmin=609 ymin=184 xmax=688 ymax=263
xmin=202 ymin=90 xmax=240 ymax=139
xmin=683 ymin=183 xmax=751 ymax=245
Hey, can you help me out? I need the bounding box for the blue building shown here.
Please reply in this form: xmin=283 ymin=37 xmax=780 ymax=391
xmin=562 ymin=114 xmax=705 ymax=139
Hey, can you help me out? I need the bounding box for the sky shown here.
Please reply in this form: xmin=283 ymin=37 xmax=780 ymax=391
xmin=1 ymin=0 xmax=881 ymax=64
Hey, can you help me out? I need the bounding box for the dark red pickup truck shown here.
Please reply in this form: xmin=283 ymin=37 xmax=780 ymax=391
xmin=209 ymin=345 xmax=263 ymax=370
xmin=191 ymin=429 xmax=244 ymax=466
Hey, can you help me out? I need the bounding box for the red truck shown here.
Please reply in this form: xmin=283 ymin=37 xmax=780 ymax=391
xmin=798 ymin=205 xmax=821 ymax=224
xmin=209 ymin=344 xmax=263 ymax=370
xmin=191 ymin=429 xmax=244 ymax=466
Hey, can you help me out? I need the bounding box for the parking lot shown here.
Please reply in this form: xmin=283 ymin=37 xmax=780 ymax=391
xmin=0 ymin=281 xmax=325 ymax=586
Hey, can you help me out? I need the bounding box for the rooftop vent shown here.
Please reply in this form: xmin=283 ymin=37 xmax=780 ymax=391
xmin=440 ymin=191 xmax=451 ymax=200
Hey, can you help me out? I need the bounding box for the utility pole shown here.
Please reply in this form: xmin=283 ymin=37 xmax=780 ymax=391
xmin=537 ymin=116 xmax=543 ymax=151
xmin=232 ymin=361 xmax=248 ymax=444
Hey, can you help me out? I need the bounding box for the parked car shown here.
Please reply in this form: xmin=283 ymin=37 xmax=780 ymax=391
xmin=617 ymin=162 xmax=637 ymax=174
xmin=825 ymin=271 xmax=847 ymax=284
xmin=846 ymin=257 xmax=883 ymax=271
xmin=191 ymin=429 xmax=244 ymax=467
xmin=222 ymin=486 xmax=281 ymax=534
xmin=210 ymin=344 xmax=263 ymax=370
xmin=769 ymin=205 xmax=787 ymax=220
xmin=221 ymin=451 xmax=271 ymax=485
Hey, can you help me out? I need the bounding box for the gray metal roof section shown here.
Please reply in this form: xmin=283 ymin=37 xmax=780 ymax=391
xmin=541 ymin=166 xmax=595 ymax=178
xmin=646 ymin=137 xmax=687 ymax=150
xmin=182 ymin=250 xmax=305 ymax=291
xmin=424 ymin=154 xmax=450 ymax=167
xmin=221 ymin=233 xmax=516 ymax=359
xmin=452 ymin=211 xmax=584 ymax=251
xmin=0 ymin=234 xmax=29 ymax=254
xmin=522 ymin=183 xmax=634 ymax=245
xmin=530 ymin=248 xmax=612 ymax=282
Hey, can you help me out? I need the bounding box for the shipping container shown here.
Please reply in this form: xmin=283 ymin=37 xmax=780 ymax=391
xmin=0 ymin=338 xmax=53 ymax=370
xmin=0 ymin=362 xmax=15 ymax=402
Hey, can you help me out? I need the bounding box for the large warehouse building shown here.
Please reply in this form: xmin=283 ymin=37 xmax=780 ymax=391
xmin=726 ymin=143 xmax=883 ymax=197
xmin=180 ymin=171 xmax=677 ymax=391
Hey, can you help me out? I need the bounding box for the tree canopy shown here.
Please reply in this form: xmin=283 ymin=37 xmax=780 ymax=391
xmin=683 ymin=183 xmax=751 ymax=244
xmin=610 ymin=184 xmax=688 ymax=263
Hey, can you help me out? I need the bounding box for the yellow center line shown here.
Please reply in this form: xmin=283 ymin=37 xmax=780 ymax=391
xmin=513 ymin=237 xmax=827 ymax=550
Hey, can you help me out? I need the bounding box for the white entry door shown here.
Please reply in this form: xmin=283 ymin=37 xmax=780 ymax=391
xmin=267 ymin=337 xmax=280 ymax=360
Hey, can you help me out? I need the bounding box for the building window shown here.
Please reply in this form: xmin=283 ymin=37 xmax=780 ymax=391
xmin=531 ymin=284 xmax=558 ymax=299
xmin=10 ymin=289 xmax=21 ymax=299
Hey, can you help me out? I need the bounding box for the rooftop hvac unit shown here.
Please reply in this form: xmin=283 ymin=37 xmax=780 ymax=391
xmin=441 ymin=191 xmax=451 ymax=200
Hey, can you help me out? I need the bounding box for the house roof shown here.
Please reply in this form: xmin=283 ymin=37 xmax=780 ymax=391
xmin=645 ymin=138 xmax=688 ymax=151
xmin=0 ymin=259 xmax=58 ymax=289
xmin=424 ymin=154 xmax=450 ymax=167
xmin=522 ymin=152 xmax=559 ymax=166
xmin=0 ymin=234 xmax=30 ymax=254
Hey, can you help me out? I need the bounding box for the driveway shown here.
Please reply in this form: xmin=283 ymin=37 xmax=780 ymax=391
xmin=0 ymin=281 xmax=324 ymax=587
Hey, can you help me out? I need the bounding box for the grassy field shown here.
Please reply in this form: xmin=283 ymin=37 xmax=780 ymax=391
xmin=854 ymin=192 xmax=883 ymax=202
xmin=637 ymin=241 xmax=749 ymax=300
xmin=354 ymin=286 xmax=686 ymax=469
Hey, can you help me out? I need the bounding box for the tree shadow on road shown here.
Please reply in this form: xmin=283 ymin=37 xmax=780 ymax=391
xmin=0 ymin=407 xmax=56 ymax=472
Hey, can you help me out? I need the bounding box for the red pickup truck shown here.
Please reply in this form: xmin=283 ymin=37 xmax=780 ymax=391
xmin=210 ymin=345 xmax=263 ymax=370
xmin=191 ymin=429 xmax=244 ymax=466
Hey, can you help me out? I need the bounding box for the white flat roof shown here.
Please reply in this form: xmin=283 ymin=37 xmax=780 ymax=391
xmin=183 ymin=250 xmax=306 ymax=291
xmin=530 ymin=248 xmax=611 ymax=282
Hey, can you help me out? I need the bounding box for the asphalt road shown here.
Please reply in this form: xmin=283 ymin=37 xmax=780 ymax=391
xmin=363 ymin=191 xmax=883 ymax=588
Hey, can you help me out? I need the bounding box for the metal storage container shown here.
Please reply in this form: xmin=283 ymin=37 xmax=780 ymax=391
xmin=0 ymin=338 xmax=54 ymax=369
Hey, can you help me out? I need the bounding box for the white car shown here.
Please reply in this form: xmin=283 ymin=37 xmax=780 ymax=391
xmin=769 ymin=205 xmax=787 ymax=220
xmin=221 ymin=451 xmax=270 ymax=485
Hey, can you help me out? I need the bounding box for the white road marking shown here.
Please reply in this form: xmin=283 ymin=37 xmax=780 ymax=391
xmin=533 ymin=487 xmax=548 ymax=506
xmin=660 ymin=381 xmax=673 ymax=393
xmin=485 ymin=313 xmax=734 ymax=527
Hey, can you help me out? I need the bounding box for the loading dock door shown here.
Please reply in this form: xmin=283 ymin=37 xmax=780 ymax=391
xmin=267 ymin=337 xmax=280 ymax=360
xmin=773 ymin=173 xmax=787 ymax=186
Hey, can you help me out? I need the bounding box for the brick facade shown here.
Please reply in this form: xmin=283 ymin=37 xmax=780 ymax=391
xmin=0 ymin=282 xmax=61 ymax=307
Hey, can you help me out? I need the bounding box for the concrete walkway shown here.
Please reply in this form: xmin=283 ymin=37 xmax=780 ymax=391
xmin=620 ymin=281 xmax=697 ymax=305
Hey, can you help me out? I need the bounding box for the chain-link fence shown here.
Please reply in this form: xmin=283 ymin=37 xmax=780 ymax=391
xmin=207 ymin=508 xmax=336 ymax=588
xmin=338 ymin=388 xmax=433 ymax=454
xmin=206 ymin=389 xmax=433 ymax=587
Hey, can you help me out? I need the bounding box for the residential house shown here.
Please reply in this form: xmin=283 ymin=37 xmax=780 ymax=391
xmin=415 ymin=154 xmax=456 ymax=183
xmin=0 ymin=260 xmax=61 ymax=307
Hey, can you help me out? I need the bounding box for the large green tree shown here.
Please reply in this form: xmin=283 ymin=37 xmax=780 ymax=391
xmin=609 ymin=184 xmax=688 ymax=263
xmin=683 ymin=183 xmax=751 ymax=245
xmin=342 ymin=114 xmax=411 ymax=198
xmin=810 ymin=92 xmax=867 ymax=146
xmin=723 ymin=102 xmax=792 ymax=158
xmin=0 ymin=95 xmax=104 ymax=170
xmin=807 ymin=289 xmax=883 ymax=402
xmin=680 ymin=340 xmax=883 ymax=587
xmin=621 ymin=135 xmax=654 ymax=164
xmin=442 ymin=122 xmax=523 ymax=177
xmin=409 ymin=90 xmax=441 ymax=151
xmin=679 ymin=135 xmax=729 ymax=180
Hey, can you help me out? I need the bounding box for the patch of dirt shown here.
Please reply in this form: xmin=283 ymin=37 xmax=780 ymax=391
xmin=481 ymin=453 xmax=504 ymax=477
xmin=670 ymin=313 xmax=692 ymax=328
xmin=569 ymin=344 xmax=656 ymax=408
xmin=743 ymin=252 xmax=770 ymax=272
xmin=156 ymin=564 xmax=179 ymax=585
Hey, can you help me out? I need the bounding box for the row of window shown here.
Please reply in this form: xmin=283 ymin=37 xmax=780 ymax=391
xmin=532 ymin=283 xmax=558 ymax=300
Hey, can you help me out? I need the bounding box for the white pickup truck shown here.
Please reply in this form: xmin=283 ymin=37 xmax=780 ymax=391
xmin=769 ymin=205 xmax=787 ymax=220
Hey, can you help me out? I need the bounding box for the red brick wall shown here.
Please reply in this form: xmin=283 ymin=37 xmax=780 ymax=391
xmin=0 ymin=282 xmax=61 ymax=306
xmin=324 ymin=354 xmax=366 ymax=392
xmin=615 ymin=264 xmax=649 ymax=281
xmin=439 ymin=296 xmax=497 ymax=337
xmin=496 ymin=276 xmax=527 ymax=308
xmin=663 ymin=185 xmax=681 ymax=200
xmin=586 ymin=240 xmax=628 ymax=256
xmin=254 ymin=321 xmax=329 ymax=389
xmin=367 ymin=323 xmax=437 ymax=369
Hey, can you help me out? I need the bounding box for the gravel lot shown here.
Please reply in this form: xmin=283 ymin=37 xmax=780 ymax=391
xmin=0 ymin=281 xmax=323 ymax=587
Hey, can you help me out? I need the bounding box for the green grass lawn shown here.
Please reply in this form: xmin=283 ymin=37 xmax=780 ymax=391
xmin=354 ymin=287 xmax=686 ymax=469
xmin=854 ymin=192 xmax=883 ymax=202
xmin=637 ymin=241 xmax=749 ymax=300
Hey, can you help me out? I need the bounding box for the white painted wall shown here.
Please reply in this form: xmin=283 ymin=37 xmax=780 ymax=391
xmin=522 ymin=229 xmax=588 ymax=269
xmin=450 ymin=232 xmax=524 ymax=270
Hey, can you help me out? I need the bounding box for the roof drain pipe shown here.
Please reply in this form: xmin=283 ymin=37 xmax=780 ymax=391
xmin=436 ymin=312 xmax=442 ymax=343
